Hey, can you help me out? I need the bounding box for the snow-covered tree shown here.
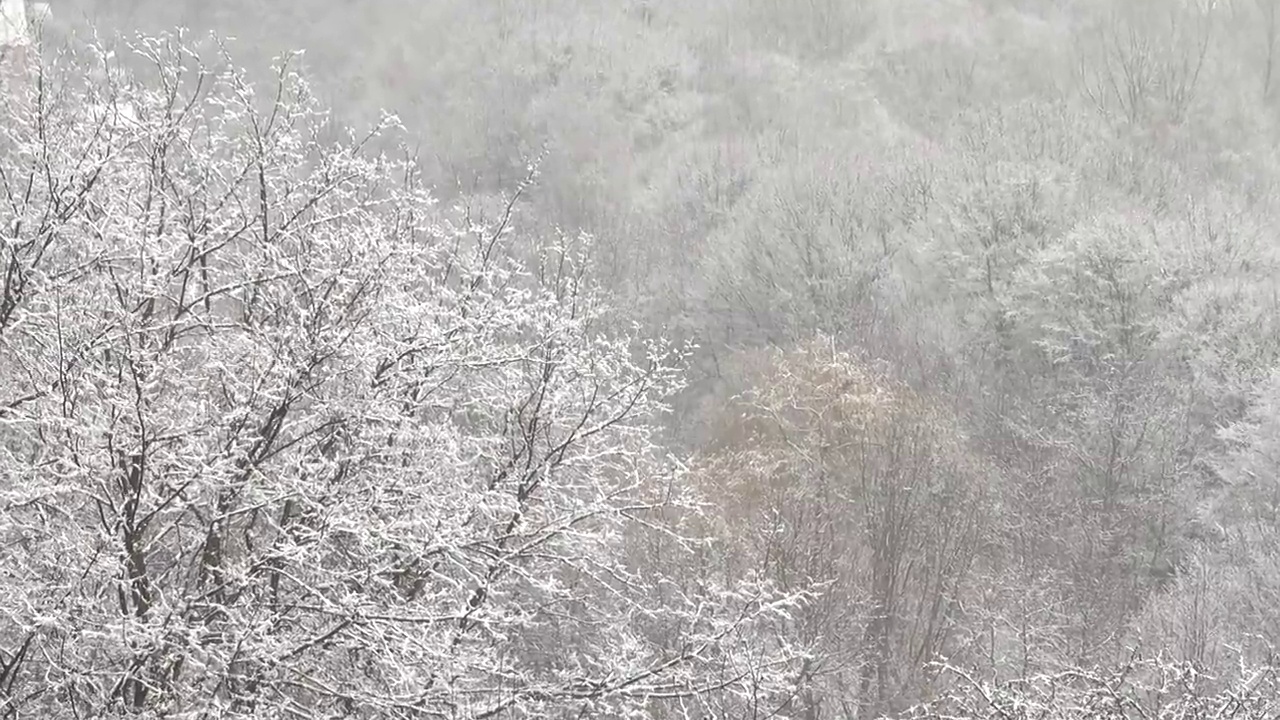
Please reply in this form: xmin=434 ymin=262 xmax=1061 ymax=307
xmin=0 ymin=35 xmax=805 ymax=719
xmin=693 ymin=342 xmax=989 ymax=719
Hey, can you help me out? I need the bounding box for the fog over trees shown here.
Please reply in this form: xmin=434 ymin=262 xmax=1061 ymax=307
xmin=3 ymin=1 xmax=1280 ymax=718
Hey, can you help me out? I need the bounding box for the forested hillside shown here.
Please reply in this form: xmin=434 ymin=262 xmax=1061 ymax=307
xmin=5 ymin=0 xmax=1280 ymax=717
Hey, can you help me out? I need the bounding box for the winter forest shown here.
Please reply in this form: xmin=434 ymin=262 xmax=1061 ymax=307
xmin=2 ymin=0 xmax=1280 ymax=717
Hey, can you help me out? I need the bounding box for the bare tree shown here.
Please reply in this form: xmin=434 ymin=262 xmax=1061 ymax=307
xmin=0 ymin=34 xmax=806 ymax=719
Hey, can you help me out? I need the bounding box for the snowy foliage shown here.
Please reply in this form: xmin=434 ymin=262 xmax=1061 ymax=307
xmin=0 ymin=36 xmax=806 ymax=719
xmin=899 ymin=657 xmax=1280 ymax=720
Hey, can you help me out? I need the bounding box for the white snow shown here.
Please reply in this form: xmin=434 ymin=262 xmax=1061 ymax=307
xmin=0 ymin=0 xmax=28 ymax=48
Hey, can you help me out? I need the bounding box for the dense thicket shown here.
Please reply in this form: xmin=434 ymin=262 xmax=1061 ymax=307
xmin=0 ymin=36 xmax=803 ymax=719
